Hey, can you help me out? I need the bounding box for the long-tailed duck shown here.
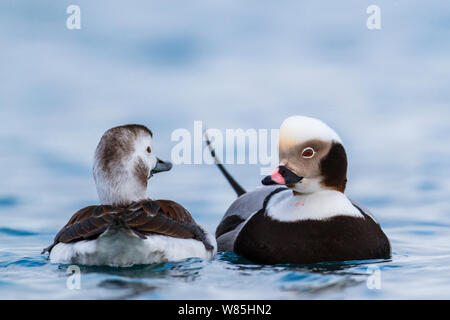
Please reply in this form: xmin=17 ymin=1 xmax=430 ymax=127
xmin=43 ymin=124 xmax=216 ymax=267
xmin=211 ymin=116 xmax=391 ymax=264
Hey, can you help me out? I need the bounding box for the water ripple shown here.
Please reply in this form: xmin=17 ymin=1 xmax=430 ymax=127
xmin=0 ymin=228 xmax=38 ymax=236
xmin=0 ymin=196 xmax=19 ymax=208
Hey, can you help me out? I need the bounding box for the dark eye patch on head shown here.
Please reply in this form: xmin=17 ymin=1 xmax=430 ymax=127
xmin=319 ymin=142 xmax=348 ymax=192
xmin=134 ymin=157 xmax=150 ymax=187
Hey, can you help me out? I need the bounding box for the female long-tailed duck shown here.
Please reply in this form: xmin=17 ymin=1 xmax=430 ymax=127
xmin=43 ymin=124 xmax=216 ymax=267
xmin=211 ymin=116 xmax=391 ymax=264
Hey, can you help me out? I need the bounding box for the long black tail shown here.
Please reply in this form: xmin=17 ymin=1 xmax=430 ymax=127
xmin=205 ymin=131 xmax=246 ymax=197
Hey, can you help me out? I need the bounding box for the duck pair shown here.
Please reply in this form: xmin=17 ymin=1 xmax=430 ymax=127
xmin=43 ymin=116 xmax=391 ymax=267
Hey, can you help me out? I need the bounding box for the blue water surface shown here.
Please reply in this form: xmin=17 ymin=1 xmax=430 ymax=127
xmin=1 ymin=1 xmax=450 ymax=299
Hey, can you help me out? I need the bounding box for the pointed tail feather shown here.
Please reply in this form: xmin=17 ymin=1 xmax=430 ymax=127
xmin=205 ymin=130 xmax=246 ymax=197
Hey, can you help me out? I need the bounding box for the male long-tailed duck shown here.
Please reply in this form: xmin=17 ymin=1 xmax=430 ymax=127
xmin=43 ymin=124 xmax=216 ymax=267
xmin=211 ymin=116 xmax=390 ymax=264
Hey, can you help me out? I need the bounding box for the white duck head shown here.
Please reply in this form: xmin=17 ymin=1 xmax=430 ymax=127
xmin=93 ymin=124 xmax=172 ymax=206
xmin=262 ymin=116 xmax=348 ymax=194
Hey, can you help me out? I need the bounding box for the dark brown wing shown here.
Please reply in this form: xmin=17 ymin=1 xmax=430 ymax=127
xmin=126 ymin=200 xmax=213 ymax=250
xmin=41 ymin=205 xmax=119 ymax=254
xmin=154 ymin=200 xmax=196 ymax=224
xmin=42 ymin=199 xmax=213 ymax=254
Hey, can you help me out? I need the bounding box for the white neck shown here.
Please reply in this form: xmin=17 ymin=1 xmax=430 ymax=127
xmin=94 ymin=171 xmax=148 ymax=206
xmin=266 ymin=189 xmax=362 ymax=222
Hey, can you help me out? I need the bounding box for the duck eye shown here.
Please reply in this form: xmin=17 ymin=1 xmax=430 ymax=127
xmin=146 ymin=146 xmax=151 ymax=153
xmin=302 ymin=147 xmax=315 ymax=158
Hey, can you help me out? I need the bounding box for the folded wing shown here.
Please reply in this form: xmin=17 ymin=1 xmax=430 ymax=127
xmin=43 ymin=199 xmax=212 ymax=254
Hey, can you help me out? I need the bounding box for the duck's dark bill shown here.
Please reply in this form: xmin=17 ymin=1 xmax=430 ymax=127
xmin=151 ymin=158 xmax=173 ymax=175
xmin=262 ymin=166 xmax=303 ymax=185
